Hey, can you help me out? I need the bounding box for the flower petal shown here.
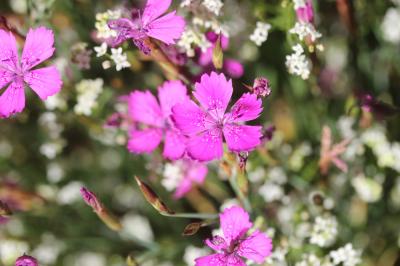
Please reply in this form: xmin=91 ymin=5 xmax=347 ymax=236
xmin=145 ymin=11 xmax=186 ymax=45
xmin=226 ymin=93 xmax=262 ymax=123
xmin=142 ymin=0 xmax=172 ymax=26
xmin=223 ymin=124 xmax=262 ymax=152
xmin=157 ymin=80 xmax=188 ymax=117
xmin=205 ymin=235 xmax=228 ymax=251
xmin=163 ymin=129 xmax=186 ymax=160
xmin=21 ymin=27 xmax=55 ymax=70
xmin=108 ymin=18 xmax=139 ymax=46
xmin=24 ymin=66 xmax=62 ymax=100
xmin=237 ymin=230 xmax=273 ymax=263
xmin=0 ymin=29 xmax=19 ymax=72
xmin=0 ymin=69 xmax=13 ymax=90
xmin=220 ymin=206 xmax=252 ymax=244
xmin=128 ymin=90 xmax=163 ymax=127
xmin=194 ymin=72 xmax=233 ymax=120
xmin=186 ymin=128 xmax=223 ymax=161
xmin=127 ymin=128 xmax=162 ymax=153
xmin=0 ymin=81 xmax=25 ymax=118
xmin=223 ymin=59 xmax=244 ymax=78
xmin=172 ymin=100 xmax=214 ymax=135
xmin=195 ymin=254 xmax=227 ymax=266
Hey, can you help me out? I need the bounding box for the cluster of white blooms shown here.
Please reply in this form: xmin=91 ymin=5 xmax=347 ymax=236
xmin=330 ymin=244 xmax=362 ymax=266
xmin=177 ymin=27 xmax=211 ymax=57
xmin=265 ymin=246 xmax=288 ymax=265
xmin=47 ymin=162 xmax=65 ymax=183
xmin=44 ymin=93 xmax=67 ymax=111
xmin=310 ymin=215 xmax=338 ymax=247
xmin=57 ymin=181 xmax=85 ymax=205
xmin=162 ymin=162 xmax=184 ymax=191
xmin=0 ymin=239 xmax=29 ymax=264
xmin=351 ymin=174 xmax=383 ymax=203
xmin=286 ymin=44 xmax=311 ymax=79
xmin=193 ymin=17 xmax=230 ymax=36
xmin=39 ymin=112 xmax=66 ymax=159
xmin=250 ymin=22 xmax=272 ymax=46
xmin=184 ymin=246 xmax=210 ymax=266
xmin=290 ymin=22 xmax=322 ymax=42
xmin=95 ymin=9 xmax=121 ymax=39
xmin=361 ymin=126 xmax=400 ymax=172
xmin=94 ymin=42 xmax=107 ymax=57
xmin=295 ymin=253 xmax=333 ymax=266
xmin=202 ymin=0 xmax=224 ymax=16
xmin=32 ymin=234 xmax=64 ymax=265
xmin=289 ymin=142 xmax=312 ymax=170
xmin=74 ymin=78 xmax=104 ymax=116
xmin=120 ymin=213 xmax=154 ymax=243
xmin=381 ymin=7 xmax=400 ymax=44
xmin=259 ymin=167 xmax=287 ymax=202
xmin=110 ymin=48 xmax=131 ymax=71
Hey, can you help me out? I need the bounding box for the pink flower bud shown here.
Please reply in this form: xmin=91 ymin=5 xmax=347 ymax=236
xmin=80 ymin=187 xmax=102 ymax=212
xmin=296 ymin=0 xmax=314 ymax=23
xmin=253 ymin=77 xmax=271 ymax=98
xmin=15 ymin=255 xmax=38 ymax=266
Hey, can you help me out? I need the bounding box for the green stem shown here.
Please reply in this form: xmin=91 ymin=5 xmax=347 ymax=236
xmin=161 ymin=212 xmax=218 ymax=220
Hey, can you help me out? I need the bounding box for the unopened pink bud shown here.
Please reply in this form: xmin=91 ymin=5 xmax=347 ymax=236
xmin=15 ymin=255 xmax=38 ymax=266
xmin=80 ymin=187 xmax=102 ymax=212
xmin=253 ymin=77 xmax=271 ymax=98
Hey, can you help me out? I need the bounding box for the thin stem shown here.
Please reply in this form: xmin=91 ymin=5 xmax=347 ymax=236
xmin=161 ymin=212 xmax=218 ymax=220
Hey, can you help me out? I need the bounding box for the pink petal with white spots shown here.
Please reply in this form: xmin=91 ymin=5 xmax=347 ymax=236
xmin=127 ymin=128 xmax=163 ymax=153
xmin=157 ymin=80 xmax=188 ymax=117
xmin=24 ymin=66 xmax=62 ymax=100
xmin=220 ymin=206 xmax=252 ymax=245
xmin=141 ymin=0 xmax=172 ymax=26
xmin=21 ymin=27 xmax=55 ymax=70
xmin=172 ymin=100 xmax=214 ymax=135
xmin=194 ymin=72 xmax=233 ymax=120
xmin=237 ymin=230 xmax=273 ymax=263
xmin=0 ymin=69 xmax=13 ymax=90
xmin=223 ymin=124 xmax=262 ymax=152
xmin=163 ymin=129 xmax=186 ymax=160
xmin=146 ymin=11 xmax=186 ymax=45
xmin=0 ymin=29 xmax=19 ymax=72
xmin=0 ymin=81 xmax=25 ymax=118
xmin=186 ymin=128 xmax=223 ymax=161
xmin=128 ymin=90 xmax=163 ymax=127
xmin=226 ymin=93 xmax=262 ymax=123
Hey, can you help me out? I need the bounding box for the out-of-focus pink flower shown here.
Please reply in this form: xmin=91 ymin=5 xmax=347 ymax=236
xmin=0 ymin=27 xmax=62 ymax=118
xmin=172 ymin=72 xmax=263 ymax=161
xmin=80 ymin=187 xmax=103 ymax=212
xmin=252 ymin=77 xmax=271 ymax=98
xmin=128 ymin=80 xmax=189 ymax=160
xmin=319 ymin=125 xmax=350 ymax=175
xmin=15 ymin=255 xmax=38 ymax=266
xmin=198 ymin=32 xmax=244 ymax=78
xmin=108 ymin=0 xmax=185 ymax=54
xmin=195 ymin=206 xmax=273 ymax=266
xmin=358 ymin=93 xmax=400 ymax=119
xmin=296 ymin=0 xmax=314 ymax=23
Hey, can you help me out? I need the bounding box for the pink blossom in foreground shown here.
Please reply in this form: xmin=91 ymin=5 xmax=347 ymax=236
xmin=172 ymin=72 xmax=263 ymax=161
xmin=296 ymin=0 xmax=314 ymax=23
xmin=319 ymin=125 xmax=350 ymax=175
xmin=108 ymin=0 xmax=185 ymax=54
xmin=195 ymin=206 xmax=273 ymax=266
xmin=198 ymin=32 xmax=244 ymax=78
xmin=0 ymin=27 xmax=62 ymax=118
xmin=15 ymin=255 xmax=38 ymax=266
xmin=128 ymin=80 xmax=188 ymax=160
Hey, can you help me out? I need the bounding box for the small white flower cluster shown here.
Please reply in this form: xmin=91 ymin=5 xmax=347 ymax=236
xmin=381 ymin=7 xmax=400 ymax=44
xmin=74 ymin=78 xmax=104 ymax=116
xmin=162 ymin=162 xmax=185 ymax=191
xmin=259 ymin=167 xmax=287 ymax=203
xmin=193 ymin=17 xmax=230 ymax=36
xmin=110 ymin=48 xmax=131 ymax=71
xmin=183 ymin=246 xmax=210 ymax=266
xmin=265 ymin=246 xmax=288 ymax=265
xmin=310 ymin=215 xmax=338 ymax=247
xmin=57 ymin=181 xmax=85 ymax=205
xmin=177 ymin=27 xmax=211 ymax=57
xmin=351 ymin=174 xmax=383 ymax=203
xmin=286 ymin=44 xmax=311 ymax=79
xmin=202 ymin=0 xmax=224 ymax=16
xmin=250 ymin=22 xmax=272 ymax=46
xmin=293 ymin=0 xmax=307 ymax=9
xmin=120 ymin=213 xmax=154 ymax=243
xmin=44 ymin=93 xmax=67 ymax=111
xmin=290 ymin=22 xmax=322 ymax=42
xmin=39 ymin=112 xmax=66 ymax=159
xmin=289 ymin=142 xmax=312 ymax=171
xmin=361 ymin=126 xmax=400 ymax=172
xmin=295 ymin=253 xmax=333 ymax=266
xmin=95 ymin=9 xmax=121 ymax=39
xmin=330 ymin=244 xmax=362 ymax=266
xmin=180 ymin=0 xmax=193 ymax=7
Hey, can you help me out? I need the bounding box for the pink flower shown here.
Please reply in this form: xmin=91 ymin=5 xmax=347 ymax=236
xmin=172 ymin=72 xmax=263 ymax=162
xmin=128 ymin=80 xmax=189 ymax=160
xmin=195 ymin=206 xmax=273 ymax=266
xmin=0 ymin=27 xmax=62 ymax=118
xmin=296 ymin=0 xmax=314 ymax=23
xmin=15 ymin=255 xmax=38 ymax=266
xmin=108 ymin=0 xmax=185 ymax=54
xmin=80 ymin=187 xmax=103 ymax=212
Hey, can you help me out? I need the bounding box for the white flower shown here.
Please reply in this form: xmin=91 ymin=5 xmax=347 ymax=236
xmin=95 ymin=9 xmax=121 ymax=39
xmin=57 ymin=181 xmax=84 ymax=205
xmin=74 ymin=78 xmax=104 ymax=116
xmin=259 ymin=183 xmax=284 ymax=202
xmin=120 ymin=213 xmax=154 ymax=243
xmin=0 ymin=239 xmax=29 ymax=264
xmin=293 ymin=0 xmax=307 ymax=9
xmin=183 ymin=246 xmax=209 ymax=266
xmin=330 ymin=244 xmax=362 ymax=266
xmin=94 ymin=42 xmax=108 ymax=57
xmin=381 ymin=8 xmax=400 ymax=44
xmin=352 ymin=174 xmax=383 ymax=203
xmin=40 ymin=139 xmax=66 ymax=159
xmin=33 ymin=234 xmax=64 ymax=265
xmin=47 ymin=162 xmax=65 ymax=183
xmin=286 ymin=44 xmax=311 ymax=79
xmin=178 ymin=27 xmax=211 ymax=57
xmin=310 ymin=215 xmax=338 ymax=247
xmin=265 ymin=246 xmax=288 ymax=265
xmin=202 ymin=0 xmax=224 ymax=16
xmin=74 ymin=252 xmax=106 ymax=266
xmin=290 ymin=22 xmax=322 ymax=42
xmin=337 ymin=116 xmax=356 ymax=139
xmin=162 ymin=162 xmax=184 ymax=191
xmin=44 ymin=93 xmax=67 ymax=111
xmin=250 ymin=22 xmax=272 ymax=46
xmin=110 ymin=48 xmax=131 ymax=71
xmin=295 ymin=253 xmax=321 ymax=266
